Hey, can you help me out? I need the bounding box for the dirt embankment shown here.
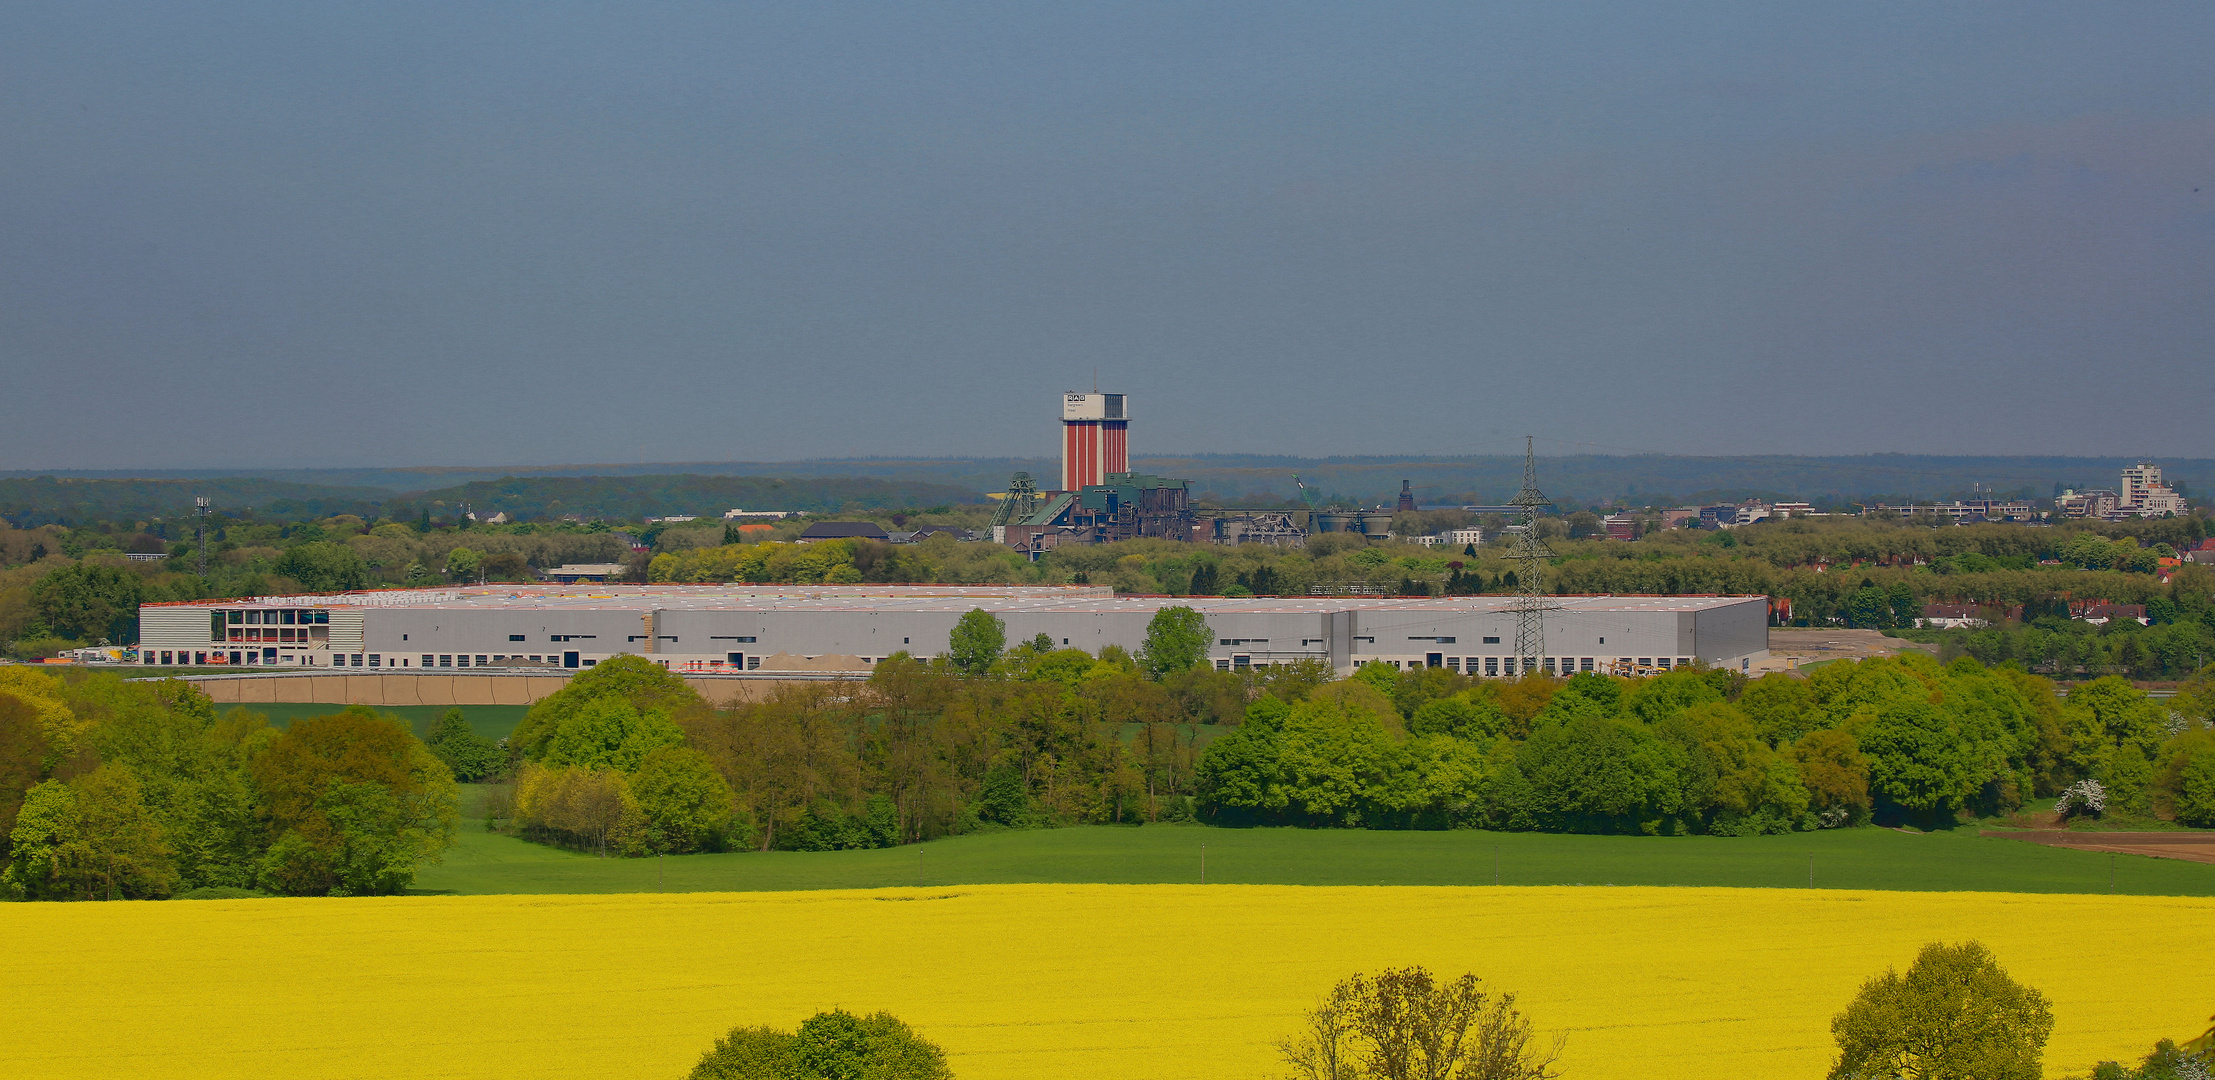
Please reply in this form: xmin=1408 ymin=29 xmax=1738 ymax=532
xmin=1982 ymin=830 xmax=2215 ymax=865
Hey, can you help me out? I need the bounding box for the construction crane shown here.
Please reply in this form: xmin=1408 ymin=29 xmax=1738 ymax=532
xmin=1292 ymin=474 xmax=1319 ymax=507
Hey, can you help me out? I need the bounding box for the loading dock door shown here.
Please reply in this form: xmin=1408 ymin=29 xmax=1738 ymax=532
xmin=563 ymin=651 xmax=580 ymax=669
xmin=1427 ymin=653 xmax=1443 ymax=669
xmin=726 ymin=652 xmax=746 ymax=669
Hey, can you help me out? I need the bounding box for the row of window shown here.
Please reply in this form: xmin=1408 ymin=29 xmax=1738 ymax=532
xmin=145 ymin=649 xmax=279 ymax=665
xmin=1209 ymin=656 xmax=1697 ymax=675
xmin=220 ymin=626 xmax=325 ymax=643
xmin=212 ymin=609 xmax=330 ymax=630
xmin=419 ymin=654 xmax=590 ymax=668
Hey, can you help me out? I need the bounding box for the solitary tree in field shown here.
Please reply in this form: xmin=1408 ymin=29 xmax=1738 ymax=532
xmin=947 ymin=608 xmax=1005 ymax=676
xmin=690 ymin=1009 xmax=950 ymax=1080
xmin=1829 ymin=940 xmax=2052 ymax=1080
xmin=1137 ymin=606 xmax=1210 ymax=680
xmin=1279 ymin=966 xmax=1561 ymax=1080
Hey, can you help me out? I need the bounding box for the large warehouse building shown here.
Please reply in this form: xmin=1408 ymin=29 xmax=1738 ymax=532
xmin=138 ymin=586 xmax=1769 ymax=677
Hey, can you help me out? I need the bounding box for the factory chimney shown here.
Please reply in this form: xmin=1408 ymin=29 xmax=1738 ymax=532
xmin=1061 ymin=392 xmax=1129 ymax=491
xmin=1396 ymin=480 xmax=1417 ymax=513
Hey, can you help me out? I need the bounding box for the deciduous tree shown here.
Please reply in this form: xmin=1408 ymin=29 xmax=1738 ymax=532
xmin=1828 ymin=941 xmax=2052 ymax=1080
xmin=947 ymin=608 xmax=1005 ymax=676
xmin=1137 ymin=605 xmax=1210 ymax=680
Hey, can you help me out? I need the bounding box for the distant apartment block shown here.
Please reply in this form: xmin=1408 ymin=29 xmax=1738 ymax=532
xmin=2060 ymin=462 xmax=2187 ymax=520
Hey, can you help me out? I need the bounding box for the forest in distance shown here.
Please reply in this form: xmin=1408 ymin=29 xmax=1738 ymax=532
xmin=6 ymin=452 xmax=2211 ymax=525
xmin=5 ymin=502 xmax=2215 ymax=680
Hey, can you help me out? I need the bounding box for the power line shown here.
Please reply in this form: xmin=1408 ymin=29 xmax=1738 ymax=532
xmin=1508 ymin=437 xmax=1557 ymax=674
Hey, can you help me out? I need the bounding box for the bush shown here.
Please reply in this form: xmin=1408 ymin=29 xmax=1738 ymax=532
xmin=2089 ymin=1039 xmax=2212 ymax=1080
xmin=2055 ymin=779 xmax=2107 ymax=821
xmin=688 ymin=1010 xmax=950 ymax=1080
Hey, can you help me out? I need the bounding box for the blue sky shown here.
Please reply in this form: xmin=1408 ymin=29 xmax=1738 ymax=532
xmin=3 ymin=2 xmax=2210 ymax=468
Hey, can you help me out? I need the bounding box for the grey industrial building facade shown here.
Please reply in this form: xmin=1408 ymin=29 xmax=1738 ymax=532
xmin=139 ymin=585 xmax=1769 ymax=676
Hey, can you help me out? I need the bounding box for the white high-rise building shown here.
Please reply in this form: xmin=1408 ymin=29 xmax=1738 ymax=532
xmin=2120 ymin=461 xmax=2187 ymax=517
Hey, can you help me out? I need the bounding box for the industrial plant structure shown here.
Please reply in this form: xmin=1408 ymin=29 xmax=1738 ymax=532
xmin=1060 ymin=392 xmax=1131 ymax=491
xmin=135 ymin=584 xmax=1769 ymax=677
xmin=997 ymin=390 xmax=1402 ymax=554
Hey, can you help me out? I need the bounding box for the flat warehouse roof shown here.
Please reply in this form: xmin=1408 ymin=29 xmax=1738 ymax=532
xmin=147 ymin=584 xmax=1765 ymax=616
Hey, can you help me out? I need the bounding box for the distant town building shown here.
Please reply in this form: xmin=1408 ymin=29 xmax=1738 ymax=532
xmin=1396 ymin=480 xmax=1417 ymax=513
xmin=721 ymin=508 xmax=797 ymax=521
xmin=2058 ymin=462 xmax=2187 ymax=520
xmin=1443 ymin=528 xmax=1484 ymax=547
xmin=1916 ymin=603 xmax=2022 ymax=629
xmin=798 ymin=522 xmax=891 ymax=542
xmin=2121 ymin=461 xmax=2188 ymax=517
xmin=544 ymin=563 xmax=627 ymax=583
xmin=2071 ymin=601 xmax=2148 ymax=625
xmin=889 ymin=525 xmax=977 ymax=544
xmin=1602 ymin=515 xmax=1639 ymax=541
xmin=1863 ymin=500 xmax=2036 ymax=523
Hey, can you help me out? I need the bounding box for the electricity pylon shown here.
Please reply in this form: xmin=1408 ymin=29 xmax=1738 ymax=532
xmin=1508 ymin=437 xmax=1555 ymax=675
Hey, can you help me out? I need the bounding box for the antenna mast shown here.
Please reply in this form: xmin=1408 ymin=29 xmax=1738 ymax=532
xmin=1508 ymin=436 xmax=1555 ymax=675
xmin=194 ymin=496 xmax=212 ymax=578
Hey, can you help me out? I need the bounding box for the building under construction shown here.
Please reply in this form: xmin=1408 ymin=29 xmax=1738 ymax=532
xmin=136 ymin=584 xmax=1770 ymax=677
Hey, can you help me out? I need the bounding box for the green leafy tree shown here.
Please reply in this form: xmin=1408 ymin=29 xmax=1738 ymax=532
xmin=0 ymin=691 xmax=51 ymax=840
xmin=443 ymin=547 xmax=483 ymax=583
xmin=628 ymin=746 xmax=737 ymax=853
xmin=1137 ymin=606 xmax=1210 ymax=680
xmin=1 ymin=766 xmax=176 ymax=900
xmin=689 ymin=1010 xmax=950 ymax=1080
xmin=1856 ymin=701 xmax=1980 ymax=823
xmin=1740 ymin=673 xmax=1818 ymax=747
xmin=791 ymin=1009 xmax=952 ymax=1080
xmin=2059 ymin=676 xmax=2167 ymax=778
xmin=248 ymin=708 xmax=458 ymax=896
xmin=30 ymin=562 xmax=143 ymax=643
xmin=1828 ymin=941 xmax=2053 ymax=1080
xmin=510 ymin=654 xmax=701 ymax=761
xmin=273 ymin=542 xmax=369 ymax=592
xmin=1513 ymin=714 xmax=1686 ymax=833
xmin=541 ymin=696 xmax=685 ymax=774
xmin=424 ymin=708 xmax=504 ymax=782
xmin=946 ymin=608 xmax=1005 ymax=676
xmin=3 ymin=779 xmax=78 ymax=899
xmin=1623 ymin=669 xmax=1723 ymax=725
xmin=689 ymin=1024 xmax=799 ymax=1079
xmin=2165 ymin=731 xmax=2215 ymax=827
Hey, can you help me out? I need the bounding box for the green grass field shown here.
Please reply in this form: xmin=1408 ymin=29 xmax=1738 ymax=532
xmin=217 ymin=703 xmax=529 ymax=742
xmin=415 ymin=788 xmax=2215 ymax=898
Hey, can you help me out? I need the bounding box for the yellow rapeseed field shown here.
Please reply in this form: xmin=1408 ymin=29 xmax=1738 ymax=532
xmin=4 ymin=885 xmax=2209 ymax=1079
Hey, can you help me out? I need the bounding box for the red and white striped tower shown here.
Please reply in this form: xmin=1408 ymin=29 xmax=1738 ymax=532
xmin=1060 ymin=392 xmax=1129 ymax=491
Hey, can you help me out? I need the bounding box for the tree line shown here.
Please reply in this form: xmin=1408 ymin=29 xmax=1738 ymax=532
xmin=1196 ymin=655 xmax=2215 ymax=833
xmin=480 ymin=607 xmax=2215 ymax=863
xmin=1 ymin=668 xmax=457 ymax=899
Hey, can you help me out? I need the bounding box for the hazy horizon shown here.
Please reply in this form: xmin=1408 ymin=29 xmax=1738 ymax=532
xmin=6 ymin=2 xmax=2211 ymax=469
